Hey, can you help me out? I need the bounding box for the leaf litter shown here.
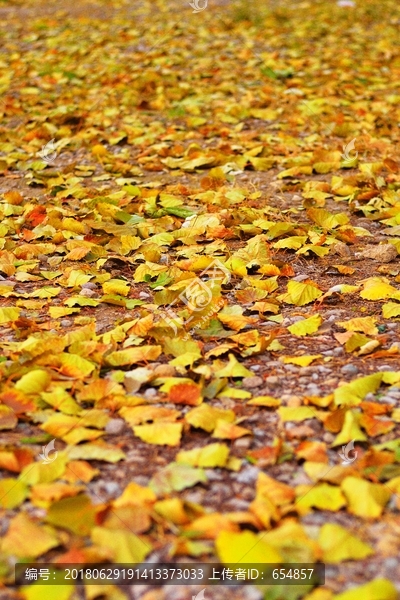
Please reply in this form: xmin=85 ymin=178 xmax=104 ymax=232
xmin=0 ymin=0 xmax=400 ymax=598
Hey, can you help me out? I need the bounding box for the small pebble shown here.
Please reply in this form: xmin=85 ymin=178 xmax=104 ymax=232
xmin=139 ymin=291 xmax=152 ymax=299
xmin=384 ymin=557 xmax=398 ymax=570
xmin=323 ymin=432 xmax=334 ymax=443
xmin=105 ymin=418 xmax=125 ymax=435
xmin=265 ymin=375 xmax=279 ymax=386
xmin=60 ymin=319 xmax=72 ymax=328
xmin=102 ymin=481 xmax=121 ymax=496
xmin=79 ymin=288 xmax=96 ymax=298
xmin=333 ymin=347 xmax=344 ymax=356
xmin=380 ymin=396 xmax=397 ymax=405
xmin=341 ymin=364 xmax=359 ymax=375
xmin=307 ymin=385 xmax=322 ymax=396
xmin=233 ymin=437 xmax=252 ymax=449
xmin=242 ymin=376 xmax=263 ymax=389
xmin=205 ymin=469 xmax=223 ymax=481
xmin=236 ymin=466 xmax=259 ymax=484
xmin=292 ymin=274 xmax=309 ymax=282
xmin=81 ymin=282 xmax=97 ymax=290
xmin=144 ymin=388 xmax=157 ymax=399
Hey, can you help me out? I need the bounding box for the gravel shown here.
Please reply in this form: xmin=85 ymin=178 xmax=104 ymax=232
xmin=242 ymin=376 xmax=264 ymax=389
xmin=105 ymin=418 xmax=125 ymax=435
xmin=235 ymin=466 xmax=260 ymax=484
xmin=341 ymin=364 xmax=359 ymax=375
xmin=265 ymin=376 xmax=279 ymax=385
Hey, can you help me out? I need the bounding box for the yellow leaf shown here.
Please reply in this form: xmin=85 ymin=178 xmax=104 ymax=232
xmin=133 ymin=422 xmax=183 ymax=446
xmin=337 ymin=316 xmax=378 ymax=335
xmin=163 ymin=337 xmax=202 ymax=360
xmin=216 ymin=530 xmax=282 ymax=564
xmin=247 ymin=395 xmax=281 ymax=407
xmin=296 ymin=483 xmax=347 ymax=512
xmin=382 ymin=302 xmax=400 ymax=318
xmin=66 ymin=270 xmax=92 ymax=287
xmin=15 ymin=370 xmax=51 ymax=395
xmin=307 ymin=208 xmax=349 ymax=229
xmin=176 ymin=443 xmax=230 ymax=468
xmin=46 ymin=494 xmax=97 ymax=536
xmin=185 ymin=404 xmax=235 ymax=432
xmin=20 ymin=454 xmax=68 ymax=485
xmin=284 ymin=280 xmax=323 ymax=306
xmin=102 ymin=278 xmax=130 ymax=297
xmin=114 ymin=482 xmax=156 ymax=507
xmin=120 ymin=406 xmax=179 ymax=426
xmin=218 ymin=387 xmax=252 ymax=399
xmin=215 ymin=354 xmax=253 ymax=378
xmin=65 ymin=442 xmax=125 ymax=463
xmin=21 ymin=575 xmax=74 ymax=600
xmin=343 ymin=332 xmax=372 ymax=353
xmin=149 ymin=463 xmax=207 ymax=495
xmin=0 ymin=479 xmax=28 ymax=509
xmin=49 ymin=307 xmax=79 ymax=318
xmin=333 ymin=579 xmax=397 ymax=600
xmin=224 ymin=256 xmax=248 ymax=277
xmin=318 ymin=523 xmax=374 ymax=563
xmin=58 ymin=353 xmax=95 ymax=378
xmin=41 ymin=387 xmax=81 ymax=415
xmin=332 ymin=410 xmax=368 ymax=446
xmin=218 ymin=311 xmax=257 ymax=331
xmin=303 ymin=462 xmax=358 ymax=484
xmin=92 ymin=144 xmax=108 ymax=156
xmin=106 ymin=345 xmax=162 ymax=366
xmin=185 ymin=513 xmax=238 ymax=539
xmin=274 ymin=236 xmax=308 ymax=250
xmin=360 ymin=277 xmax=397 ymax=300
xmin=288 ymin=314 xmax=322 ymax=336
xmin=334 ymin=373 xmax=383 ymax=407
xmin=278 ymin=406 xmax=318 ymax=422
xmin=358 ymin=339 xmax=381 ymax=356
xmin=0 ymin=307 xmax=20 ymax=323
xmin=341 ymin=477 xmax=391 ymax=518
xmin=303 ymin=589 xmax=333 ymax=600
xmin=281 ymin=355 xmax=322 ymax=367
xmin=153 ymin=498 xmax=189 ymax=525
xmin=1 ymin=513 xmax=59 ymax=558
xmin=91 ymin=527 xmax=151 ymax=563
xmin=255 ymin=473 xmax=295 ymax=506
xmin=212 ymin=420 xmax=251 ymax=440
xmin=258 ymin=520 xmax=320 ymax=563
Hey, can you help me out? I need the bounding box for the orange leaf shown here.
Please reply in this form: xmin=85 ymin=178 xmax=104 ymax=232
xmin=0 ymin=389 xmax=35 ymax=414
xmin=359 ymin=414 xmax=395 ymax=437
xmin=168 ymin=383 xmax=202 ymax=406
xmin=212 ymin=420 xmax=251 ymax=440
